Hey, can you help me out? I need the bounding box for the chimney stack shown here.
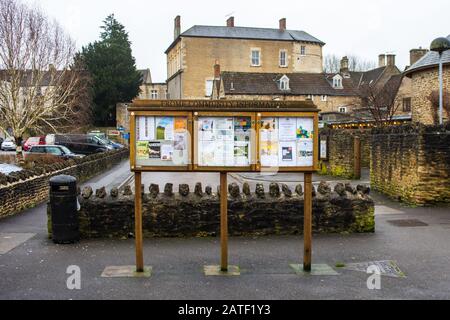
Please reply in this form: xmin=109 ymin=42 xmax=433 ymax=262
xmin=386 ymin=54 xmax=396 ymax=67
xmin=214 ymin=60 xmax=221 ymax=80
xmin=410 ymin=48 xmax=428 ymax=66
xmin=279 ymin=18 xmax=286 ymax=31
xmin=226 ymin=16 xmax=235 ymax=27
xmin=340 ymin=56 xmax=349 ymax=74
xmin=174 ymin=15 xmax=181 ymax=40
xmin=378 ymin=54 xmax=386 ymax=68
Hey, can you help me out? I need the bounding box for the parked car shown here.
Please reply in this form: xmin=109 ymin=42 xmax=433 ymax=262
xmin=1 ymin=138 xmax=17 ymax=151
xmin=87 ymin=132 xmax=124 ymax=150
xmin=46 ymin=134 xmax=113 ymax=155
xmin=23 ymin=136 xmax=46 ymax=152
xmin=27 ymin=145 xmax=85 ymax=160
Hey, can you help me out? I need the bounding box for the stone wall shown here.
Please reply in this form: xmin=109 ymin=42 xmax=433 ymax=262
xmin=411 ymin=65 xmax=449 ymax=125
xmin=0 ymin=149 xmax=129 ymax=219
xmin=47 ymin=181 xmax=375 ymax=239
xmin=319 ymin=128 xmax=371 ymax=179
xmin=371 ymin=123 xmax=450 ymax=205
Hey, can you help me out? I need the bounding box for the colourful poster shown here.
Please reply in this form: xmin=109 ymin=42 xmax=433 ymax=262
xmin=156 ymin=117 xmax=174 ymax=141
xmin=148 ymin=142 xmax=161 ymax=159
xmin=136 ymin=141 xmax=149 ymax=160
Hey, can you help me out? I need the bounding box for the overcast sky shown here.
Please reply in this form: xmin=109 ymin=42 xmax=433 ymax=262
xmin=24 ymin=0 xmax=449 ymax=82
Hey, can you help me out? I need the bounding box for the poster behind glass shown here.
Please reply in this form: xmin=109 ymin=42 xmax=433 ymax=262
xmin=197 ymin=117 xmax=252 ymax=167
xmin=135 ymin=116 xmax=189 ymax=167
xmin=260 ymin=117 xmax=314 ymax=167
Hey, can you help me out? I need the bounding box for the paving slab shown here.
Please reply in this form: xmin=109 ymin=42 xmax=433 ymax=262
xmin=0 ymin=233 xmax=35 ymax=254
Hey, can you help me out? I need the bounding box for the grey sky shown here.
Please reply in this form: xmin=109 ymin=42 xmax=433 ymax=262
xmin=24 ymin=0 xmax=449 ymax=82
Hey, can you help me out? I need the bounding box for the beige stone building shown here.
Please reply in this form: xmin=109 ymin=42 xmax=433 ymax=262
xmin=137 ymin=69 xmax=168 ymax=100
xmin=212 ymin=54 xmax=404 ymax=117
xmin=165 ymin=16 xmax=325 ymax=99
xmin=404 ymin=36 xmax=450 ymax=124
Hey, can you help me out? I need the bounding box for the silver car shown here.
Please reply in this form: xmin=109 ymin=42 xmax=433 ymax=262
xmin=1 ymin=138 xmax=17 ymax=151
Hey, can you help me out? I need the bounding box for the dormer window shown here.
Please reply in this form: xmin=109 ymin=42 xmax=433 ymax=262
xmin=279 ymin=75 xmax=290 ymax=91
xmin=333 ymin=75 xmax=343 ymax=89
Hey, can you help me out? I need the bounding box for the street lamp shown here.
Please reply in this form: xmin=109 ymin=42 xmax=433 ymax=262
xmin=430 ymin=37 xmax=450 ymax=125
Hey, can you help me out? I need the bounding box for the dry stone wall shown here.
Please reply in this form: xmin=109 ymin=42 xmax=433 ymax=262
xmin=0 ymin=149 xmax=129 ymax=219
xmin=47 ymin=181 xmax=375 ymax=239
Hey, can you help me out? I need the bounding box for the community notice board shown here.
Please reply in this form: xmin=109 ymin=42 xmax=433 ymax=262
xmin=133 ymin=114 xmax=316 ymax=170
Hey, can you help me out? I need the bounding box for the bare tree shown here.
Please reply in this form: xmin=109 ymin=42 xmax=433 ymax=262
xmin=0 ymin=0 xmax=92 ymax=150
xmin=324 ymin=54 xmax=377 ymax=73
xmin=427 ymin=90 xmax=450 ymax=124
xmin=353 ymin=76 xmax=403 ymax=125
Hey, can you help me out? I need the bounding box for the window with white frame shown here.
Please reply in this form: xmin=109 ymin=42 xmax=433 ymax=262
xmin=300 ymin=45 xmax=306 ymax=56
xmin=279 ymin=50 xmax=288 ymax=67
xmin=307 ymin=95 xmax=314 ymax=100
xmin=333 ymin=75 xmax=343 ymax=89
xmin=205 ymin=79 xmax=214 ymax=97
xmin=279 ymin=75 xmax=290 ymax=91
xmin=321 ymin=95 xmax=328 ymax=102
xmin=151 ymin=90 xmax=158 ymax=99
xmin=339 ymin=106 xmax=348 ymax=113
xmin=251 ymin=49 xmax=261 ymax=66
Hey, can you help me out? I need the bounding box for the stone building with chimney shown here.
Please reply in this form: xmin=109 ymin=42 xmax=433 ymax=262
xmin=212 ymin=53 xmax=405 ymax=117
xmin=165 ymin=16 xmax=325 ymax=99
xmin=404 ymin=35 xmax=450 ymax=124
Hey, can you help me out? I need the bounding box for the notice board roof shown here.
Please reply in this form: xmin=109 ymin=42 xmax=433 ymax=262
xmin=130 ymin=100 xmax=319 ymax=113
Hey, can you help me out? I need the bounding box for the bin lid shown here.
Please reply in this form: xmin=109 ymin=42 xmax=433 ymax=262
xmin=49 ymin=175 xmax=77 ymax=186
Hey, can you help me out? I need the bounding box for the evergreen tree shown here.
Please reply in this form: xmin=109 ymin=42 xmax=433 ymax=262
xmin=81 ymin=14 xmax=142 ymax=126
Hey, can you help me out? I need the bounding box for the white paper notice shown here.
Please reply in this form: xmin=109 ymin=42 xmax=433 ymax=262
xmin=161 ymin=145 xmax=174 ymax=161
xmin=297 ymin=140 xmax=314 ymax=167
xmin=137 ymin=116 xmax=155 ymax=141
xmin=278 ymin=118 xmax=297 ymax=141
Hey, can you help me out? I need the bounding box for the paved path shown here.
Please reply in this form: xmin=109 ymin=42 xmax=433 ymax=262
xmin=1 ymin=162 xmax=450 ymax=300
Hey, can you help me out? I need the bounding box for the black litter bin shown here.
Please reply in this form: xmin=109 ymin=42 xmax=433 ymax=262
xmin=49 ymin=175 xmax=79 ymax=244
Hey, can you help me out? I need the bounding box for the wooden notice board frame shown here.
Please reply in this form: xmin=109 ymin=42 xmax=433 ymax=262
xmin=193 ymin=111 xmax=257 ymax=172
xmin=128 ymin=100 xmax=320 ymax=274
xmin=256 ymin=112 xmax=320 ymax=173
xmin=130 ymin=110 xmax=193 ymax=172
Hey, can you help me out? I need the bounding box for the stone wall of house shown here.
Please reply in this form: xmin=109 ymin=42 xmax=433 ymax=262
xmin=0 ymin=149 xmax=129 ymax=219
xmin=178 ymin=37 xmax=323 ymax=99
xmin=319 ymin=128 xmax=371 ymax=179
xmin=47 ymin=181 xmax=375 ymax=239
xmin=371 ymin=123 xmax=450 ymax=205
xmin=411 ymin=65 xmax=450 ymax=124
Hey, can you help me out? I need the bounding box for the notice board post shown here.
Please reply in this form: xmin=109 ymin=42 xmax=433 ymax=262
xmin=129 ymin=100 xmax=320 ymax=275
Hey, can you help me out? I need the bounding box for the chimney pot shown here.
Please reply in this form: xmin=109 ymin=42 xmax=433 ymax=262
xmin=378 ymin=54 xmax=386 ymax=68
xmin=340 ymin=56 xmax=349 ymax=74
xmin=386 ymin=54 xmax=396 ymax=67
xmin=226 ymin=16 xmax=235 ymax=27
xmin=214 ymin=61 xmax=221 ymax=80
xmin=174 ymin=15 xmax=181 ymax=40
xmin=410 ymin=48 xmax=429 ymax=66
xmin=279 ymin=18 xmax=286 ymax=31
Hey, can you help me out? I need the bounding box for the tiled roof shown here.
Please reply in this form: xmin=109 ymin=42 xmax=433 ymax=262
xmin=138 ymin=69 xmax=152 ymax=84
xmin=181 ymin=25 xmax=325 ymax=44
xmin=221 ymin=72 xmax=357 ymax=96
xmin=405 ymin=35 xmax=450 ymax=76
xmin=166 ymin=25 xmax=325 ymax=53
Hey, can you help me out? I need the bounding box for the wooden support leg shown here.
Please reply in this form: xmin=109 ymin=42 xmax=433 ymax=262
xmin=135 ymin=172 xmax=144 ymax=273
xmin=354 ymin=136 xmax=361 ymax=180
xmin=304 ymin=172 xmax=313 ymax=272
xmin=220 ymin=172 xmax=228 ymax=272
